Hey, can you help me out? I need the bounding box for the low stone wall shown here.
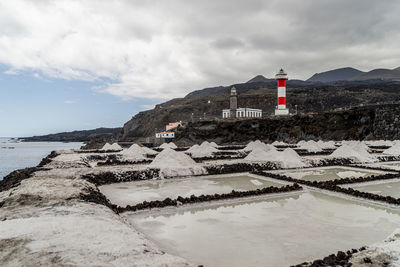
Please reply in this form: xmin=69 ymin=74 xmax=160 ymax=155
xmin=77 ymin=149 xmax=122 ymax=154
xmin=116 ymin=184 xmax=302 ymax=213
xmin=205 ymin=162 xmax=278 ymax=175
xmin=82 ymin=169 xmax=160 ymax=186
xmin=0 ymin=167 xmax=49 ymax=192
xmin=253 ymin=171 xmax=400 ymax=206
xmin=217 ymin=145 xmax=246 ymax=150
xmin=97 ymin=159 xmax=152 ymax=166
xmin=292 ymin=247 xmax=366 ymax=267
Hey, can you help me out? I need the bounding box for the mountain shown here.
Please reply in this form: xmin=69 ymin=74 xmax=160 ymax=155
xmin=22 ymin=127 xmax=123 ymax=142
xmin=350 ymin=68 xmax=400 ymax=81
xmin=307 ymin=67 xmax=364 ymax=82
xmin=247 ymin=75 xmax=271 ymax=83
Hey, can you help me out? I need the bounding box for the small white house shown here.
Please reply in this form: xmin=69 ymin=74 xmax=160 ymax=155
xmin=155 ymin=131 xmax=175 ymax=139
xmin=222 ymin=108 xmax=262 ymax=119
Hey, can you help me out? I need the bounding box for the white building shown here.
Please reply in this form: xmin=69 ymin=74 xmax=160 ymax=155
xmin=155 ymin=131 xmax=175 ymax=138
xmin=222 ymin=108 xmax=262 ymax=119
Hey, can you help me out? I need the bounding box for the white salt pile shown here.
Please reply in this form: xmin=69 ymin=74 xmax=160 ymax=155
xmin=383 ymin=143 xmax=400 ymax=156
xmin=141 ymin=145 xmax=158 ymax=155
xmin=208 ymin=141 xmax=219 ymax=148
xmin=149 ymin=148 xmax=206 ymax=177
xmin=317 ymin=140 xmax=337 ymax=150
xmin=280 ymin=148 xmax=307 ymax=168
xmin=245 ymin=146 xmax=305 ymax=168
xmin=159 ymin=142 xmax=178 ymax=149
xmin=367 ymin=140 xmax=393 ymax=147
xmin=101 ymin=143 xmax=122 ymax=151
xmin=120 ymin=144 xmax=148 ymax=161
xmin=243 ymin=140 xmax=276 ymax=152
xmin=272 ymin=141 xmax=287 ymax=146
xmin=186 ymin=142 xmax=218 ymax=158
xmin=330 ymin=143 xmax=376 ymax=163
xmin=297 ymin=140 xmax=323 ymax=153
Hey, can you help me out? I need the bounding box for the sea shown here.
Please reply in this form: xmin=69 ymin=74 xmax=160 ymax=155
xmin=0 ymin=137 xmax=83 ymax=180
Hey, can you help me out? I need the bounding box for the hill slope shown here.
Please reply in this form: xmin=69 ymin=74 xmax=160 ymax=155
xmin=22 ymin=127 xmax=123 ymax=142
xmin=351 ymin=68 xmax=400 ymax=81
xmin=122 ymin=80 xmax=400 ymax=140
xmin=307 ymin=67 xmax=364 ymax=82
xmin=247 ymin=75 xmax=271 ymax=83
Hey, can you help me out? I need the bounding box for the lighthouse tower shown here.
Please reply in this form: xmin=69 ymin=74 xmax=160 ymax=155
xmin=274 ymin=68 xmax=289 ymax=116
xmin=229 ymin=86 xmax=238 ymax=118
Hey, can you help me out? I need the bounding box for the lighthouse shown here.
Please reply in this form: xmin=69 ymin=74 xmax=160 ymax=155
xmin=274 ymin=68 xmax=289 ymax=115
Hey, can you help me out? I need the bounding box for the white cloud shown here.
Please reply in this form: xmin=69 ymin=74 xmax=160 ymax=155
xmin=64 ymin=100 xmax=77 ymax=104
xmin=3 ymin=69 xmax=19 ymax=75
xmin=0 ymin=0 xmax=399 ymax=100
xmin=139 ymin=104 xmax=156 ymax=110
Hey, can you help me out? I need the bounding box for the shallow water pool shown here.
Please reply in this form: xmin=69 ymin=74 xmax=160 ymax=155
xmin=273 ymin=166 xmax=384 ymax=182
xmin=127 ymin=191 xmax=400 ymax=267
xmin=99 ymin=174 xmax=286 ymax=207
xmin=346 ymin=180 xmax=400 ymax=198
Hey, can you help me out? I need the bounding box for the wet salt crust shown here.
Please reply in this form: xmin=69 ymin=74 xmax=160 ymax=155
xmin=345 ymin=180 xmax=400 ymax=199
xmin=99 ymin=174 xmax=286 ymax=207
xmin=273 ymin=166 xmax=385 ymax=182
xmin=127 ymin=191 xmax=400 ymax=267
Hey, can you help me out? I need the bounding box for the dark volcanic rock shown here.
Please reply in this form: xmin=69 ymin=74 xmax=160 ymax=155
xmin=174 ymin=104 xmax=400 ymax=144
xmin=122 ymin=80 xmax=400 ymax=141
xmin=0 ymin=167 xmax=39 ymax=192
xmin=22 ymin=127 xmax=122 ymax=143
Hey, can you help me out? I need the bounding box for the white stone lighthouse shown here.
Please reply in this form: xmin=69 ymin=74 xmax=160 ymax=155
xmin=274 ymin=68 xmax=289 ymax=116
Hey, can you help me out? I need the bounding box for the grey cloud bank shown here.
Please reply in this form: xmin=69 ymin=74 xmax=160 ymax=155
xmin=0 ymin=0 xmax=399 ymax=99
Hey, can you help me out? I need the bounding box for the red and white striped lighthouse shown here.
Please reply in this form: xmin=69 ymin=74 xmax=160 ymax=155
xmin=274 ymin=68 xmax=289 ymax=115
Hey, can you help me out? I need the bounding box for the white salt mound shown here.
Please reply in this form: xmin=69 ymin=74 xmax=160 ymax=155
xmin=209 ymin=142 xmax=219 ymax=148
xmin=149 ymin=148 xmax=206 ymax=177
xmin=159 ymin=142 xmax=178 ymax=149
xmin=384 ymin=143 xmax=400 ymax=156
xmin=330 ymin=144 xmax=376 ymax=163
xmin=187 ymin=142 xmax=218 ymax=158
xmin=272 ymin=141 xmax=287 ymax=146
xmin=317 ymin=140 xmax=337 ymax=149
xmin=243 ymin=140 xmax=276 ymax=152
xmin=120 ymin=144 xmax=147 ymax=161
xmin=297 ymin=140 xmax=306 ymax=146
xmin=298 ymin=140 xmax=323 ymax=152
xmin=245 ymin=147 xmax=305 ymax=168
xmin=280 ymin=148 xmax=307 ymax=168
xmin=141 ymin=146 xmax=158 ymax=155
xmin=101 ymin=143 xmax=122 ymax=151
xmin=245 ymin=146 xmax=279 ymax=161
xmin=186 ymin=144 xmax=200 ymax=153
xmin=368 ymin=140 xmax=393 ymax=147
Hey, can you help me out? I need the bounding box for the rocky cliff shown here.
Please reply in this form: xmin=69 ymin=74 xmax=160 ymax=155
xmin=173 ymin=103 xmax=400 ymax=145
xmin=122 ymin=80 xmax=400 ymax=140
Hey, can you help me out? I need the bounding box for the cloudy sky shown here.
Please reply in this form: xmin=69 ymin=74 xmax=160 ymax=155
xmin=1 ymin=0 xmax=400 ymax=136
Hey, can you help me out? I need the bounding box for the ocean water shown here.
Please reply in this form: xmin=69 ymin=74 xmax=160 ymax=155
xmin=0 ymin=137 xmax=83 ymax=180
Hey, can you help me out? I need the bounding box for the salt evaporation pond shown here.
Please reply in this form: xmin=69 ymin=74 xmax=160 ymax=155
xmin=127 ymin=191 xmax=400 ymax=267
xmin=346 ymin=180 xmax=400 ymax=198
xmin=99 ymin=174 xmax=286 ymax=207
xmin=273 ymin=166 xmax=385 ymax=182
